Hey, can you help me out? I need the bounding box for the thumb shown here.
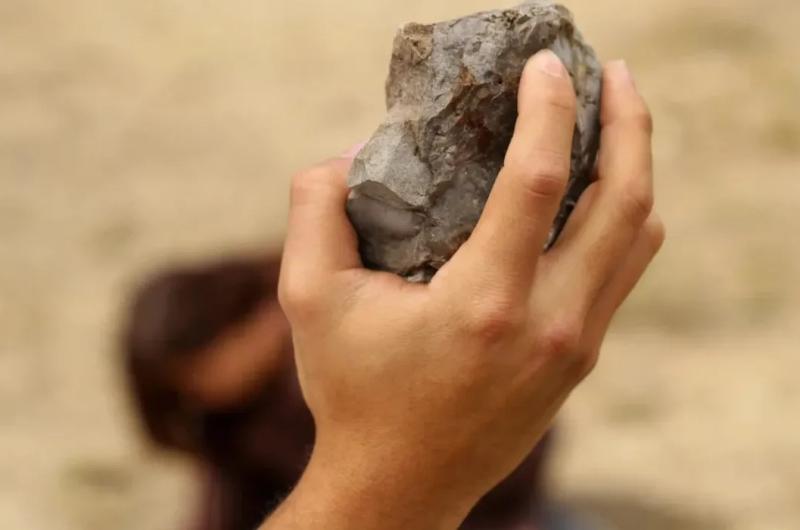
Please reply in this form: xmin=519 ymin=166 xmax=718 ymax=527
xmin=279 ymin=156 xmax=362 ymax=316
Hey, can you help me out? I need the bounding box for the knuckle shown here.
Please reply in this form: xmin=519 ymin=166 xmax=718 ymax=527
xmin=461 ymin=297 xmax=526 ymax=343
xmin=522 ymin=169 xmax=568 ymax=202
xmin=540 ymin=317 xmax=583 ymax=360
xmin=506 ymin=149 xmax=570 ymax=201
xmin=278 ymin=274 xmax=323 ymax=322
xmin=643 ymin=214 xmax=667 ymax=254
xmin=619 ymin=183 xmax=654 ymax=225
xmin=629 ymin=105 xmax=654 ymax=135
xmin=572 ymin=347 xmax=601 ymax=381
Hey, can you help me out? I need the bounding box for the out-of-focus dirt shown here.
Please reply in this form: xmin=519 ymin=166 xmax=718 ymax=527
xmin=1 ymin=1 xmax=798 ymax=529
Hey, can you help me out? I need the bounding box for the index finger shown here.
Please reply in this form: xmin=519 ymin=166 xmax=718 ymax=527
xmin=449 ymin=50 xmax=577 ymax=298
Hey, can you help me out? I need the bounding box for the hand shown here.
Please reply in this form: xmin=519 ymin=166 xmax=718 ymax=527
xmin=265 ymin=51 xmax=664 ymax=530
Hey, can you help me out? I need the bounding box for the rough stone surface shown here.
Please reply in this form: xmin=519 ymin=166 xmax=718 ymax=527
xmin=347 ymin=1 xmax=602 ymax=282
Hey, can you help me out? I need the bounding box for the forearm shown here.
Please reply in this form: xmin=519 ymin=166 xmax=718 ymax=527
xmin=261 ymin=443 xmax=474 ymax=530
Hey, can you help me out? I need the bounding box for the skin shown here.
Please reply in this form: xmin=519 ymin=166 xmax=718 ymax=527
xmin=262 ymin=50 xmax=664 ymax=530
xmin=173 ymin=302 xmax=290 ymax=409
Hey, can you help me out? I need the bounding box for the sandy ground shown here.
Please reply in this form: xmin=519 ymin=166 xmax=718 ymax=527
xmin=1 ymin=1 xmax=798 ymax=529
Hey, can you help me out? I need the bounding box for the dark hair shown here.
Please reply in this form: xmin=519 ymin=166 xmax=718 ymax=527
xmin=123 ymin=256 xmax=281 ymax=453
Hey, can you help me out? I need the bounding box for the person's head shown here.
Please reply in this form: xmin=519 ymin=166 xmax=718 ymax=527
xmin=123 ymin=256 xmax=314 ymax=478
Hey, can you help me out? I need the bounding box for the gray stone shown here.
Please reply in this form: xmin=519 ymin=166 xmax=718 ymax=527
xmin=347 ymin=1 xmax=602 ymax=282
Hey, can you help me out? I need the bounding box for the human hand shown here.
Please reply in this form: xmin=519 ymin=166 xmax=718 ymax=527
xmin=267 ymin=50 xmax=663 ymax=530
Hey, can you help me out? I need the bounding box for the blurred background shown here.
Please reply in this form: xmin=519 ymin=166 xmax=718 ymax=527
xmin=1 ymin=0 xmax=798 ymax=529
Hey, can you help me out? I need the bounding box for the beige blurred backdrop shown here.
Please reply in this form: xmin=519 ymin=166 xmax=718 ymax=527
xmin=1 ymin=1 xmax=798 ymax=529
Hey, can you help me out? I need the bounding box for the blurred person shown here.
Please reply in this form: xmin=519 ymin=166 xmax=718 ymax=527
xmin=124 ymin=256 xmax=312 ymax=530
xmin=123 ymin=254 xmax=583 ymax=530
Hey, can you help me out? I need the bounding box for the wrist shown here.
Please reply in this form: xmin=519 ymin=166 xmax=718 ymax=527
xmin=266 ymin=437 xmax=478 ymax=530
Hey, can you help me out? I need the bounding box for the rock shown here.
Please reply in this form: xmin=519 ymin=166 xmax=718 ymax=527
xmin=347 ymin=1 xmax=602 ymax=282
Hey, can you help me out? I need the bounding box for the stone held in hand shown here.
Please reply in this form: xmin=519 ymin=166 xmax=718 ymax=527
xmin=347 ymin=1 xmax=602 ymax=282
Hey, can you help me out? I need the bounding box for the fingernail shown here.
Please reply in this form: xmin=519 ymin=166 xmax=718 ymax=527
xmin=342 ymin=141 xmax=368 ymax=158
xmin=608 ymin=59 xmax=636 ymax=88
xmin=531 ymin=49 xmax=567 ymax=78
